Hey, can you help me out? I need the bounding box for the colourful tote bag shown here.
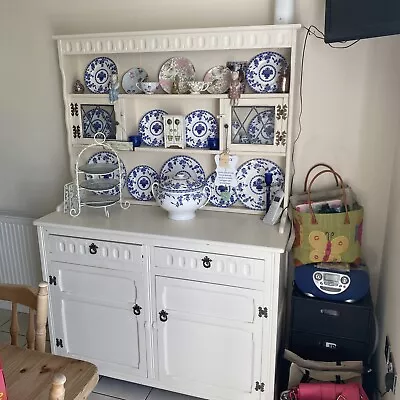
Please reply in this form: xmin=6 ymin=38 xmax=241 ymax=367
xmin=291 ymin=169 xmax=363 ymax=266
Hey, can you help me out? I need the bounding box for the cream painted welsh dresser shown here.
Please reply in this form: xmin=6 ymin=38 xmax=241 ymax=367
xmin=35 ymin=24 xmax=300 ymax=400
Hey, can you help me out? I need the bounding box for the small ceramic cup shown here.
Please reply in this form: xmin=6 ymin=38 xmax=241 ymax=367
xmin=208 ymin=137 xmax=219 ymax=150
xmin=136 ymin=81 xmax=159 ymax=95
xmin=129 ymin=135 xmax=142 ymax=147
xmin=188 ymin=81 xmax=211 ymax=94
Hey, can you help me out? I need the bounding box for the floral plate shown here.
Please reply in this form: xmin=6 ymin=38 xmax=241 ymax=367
xmin=203 ymin=66 xmax=232 ymax=94
xmin=206 ymin=172 xmax=238 ymax=208
xmin=159 ymin=57 xmax=196 ymax=94
xmin=245 ymin=51 xmax=287 ymax=93
xmin=84 ymin=57 xmax=118 ymax=94
xmin=159 ymin=155 xmax=205 ymax=183
xmin=247 ymin=108 xmax=275 ymax=145
xmin=122 ymin=67 xmax=149 ymax=94
xmin=138 ymin=109 xmax=168 ymax=147
xmin=127 ymin=165 xmax=159 ymax=201
xmin=86 ymin=151 xmax=127 ymax=196
xmin=82 ymin=108 xmax=114 ymax=139
xmin=185 ymin=110 xmax=218 ymax=148
xmin=236 ymin=158 xmax=284 ymax=210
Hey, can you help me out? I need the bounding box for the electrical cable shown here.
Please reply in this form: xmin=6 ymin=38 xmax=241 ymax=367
xmin=289 ymin=25 xmax=360 ymax=194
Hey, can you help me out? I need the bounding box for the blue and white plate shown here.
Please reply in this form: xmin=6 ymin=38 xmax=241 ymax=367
xmin=84 ymin=57 xmax=118 ymax=94
xmin=127 ymin=165 xmax=159 ymax=201
xmin=138 ymin=109 xmax=168 ymax=147
xmin=236 ymin=158 xmax=284 ymax=210
xmin=122 ymin=67 xmax=149 ymax=94
xmin=185 ymin=110 xmax=218 ymax=148
xmin=206 ymin=172 xmax=238 ymax=208
xmin=82 ymin=108 xmax=114 ymax=139
xmin=247 ymin=108 xmax=275 ymax=145
xmin=159 ymin=155 xmax=205 ymax=183
xmin=86 ymin=151 xmax=126 ymax=196
xmin=245 ymin=52 xmax=288 ymax=93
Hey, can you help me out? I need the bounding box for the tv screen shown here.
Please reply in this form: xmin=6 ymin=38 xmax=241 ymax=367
xmin=325 ymin=0 xmax=400 ymax=43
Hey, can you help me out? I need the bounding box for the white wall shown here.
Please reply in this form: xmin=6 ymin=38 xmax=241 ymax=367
xmin=0 ymin=2 xmax=399 ymax=290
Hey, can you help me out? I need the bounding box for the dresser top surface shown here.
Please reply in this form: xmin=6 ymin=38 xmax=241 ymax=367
xmin=35 ymin=205 xmax=289 ymax=253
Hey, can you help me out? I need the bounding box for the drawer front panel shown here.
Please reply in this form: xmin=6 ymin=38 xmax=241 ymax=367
xmin=48 ymin=235 xmax=142 ymax=267
xmin=153 ymin=247 xmax=265 ymax=281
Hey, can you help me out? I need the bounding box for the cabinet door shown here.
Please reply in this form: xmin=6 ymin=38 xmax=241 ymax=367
xmin=155 ymin=276 xmax=263 ymax=400
xmin=49 ymin=261 xmax=147 ymax=378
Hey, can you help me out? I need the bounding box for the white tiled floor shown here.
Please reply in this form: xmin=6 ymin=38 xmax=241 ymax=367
xmin=89 ymin=377 xmax=201 ymax=400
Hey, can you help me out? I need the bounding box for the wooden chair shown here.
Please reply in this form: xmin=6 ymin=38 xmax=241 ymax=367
xmin=0 ymin=282 xmax=48 ymax=352
xmin=49 ymin=373 xmax=66 ymax=400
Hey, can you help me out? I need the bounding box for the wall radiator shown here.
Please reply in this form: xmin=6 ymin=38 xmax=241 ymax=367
xmin=0 ymin=214 xmax=41 ymax=287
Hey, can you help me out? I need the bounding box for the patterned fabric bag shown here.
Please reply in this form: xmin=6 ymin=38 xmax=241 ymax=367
xmin=291 ymin=168 xmax=363 ymax=266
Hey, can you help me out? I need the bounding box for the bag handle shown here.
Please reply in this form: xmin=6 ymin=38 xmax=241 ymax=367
xmin=307 ymin=169 xmax=350 ymax=225
xmin=304 ymin=163 xmax=339 ymax=192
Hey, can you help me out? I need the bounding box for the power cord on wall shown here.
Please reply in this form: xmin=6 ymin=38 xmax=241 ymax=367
xmin=289 ymin=25 xmax=360 ymax=194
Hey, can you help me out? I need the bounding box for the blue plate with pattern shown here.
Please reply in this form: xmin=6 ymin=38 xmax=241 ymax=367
xmin=185 ymin=110 xmax=218 ymax=148
xmin=247 ymin=108 xmax=275 ymax=145
xmin=127 ymin=165 xmax=159 ymax=201
xmin=206 ymin=172 xmax=238 ymax=208
xmin=236 ymin=158 xmax=284 ymax=210
xmin=159 ymin=155 xmax=205 ymax=183
xmin=139 ymin=109 xmax=168 ymax=147
xmin=82 ymin=108 xmax=114 ymax=139
xmin=86 ymin=151 xmax=126 ymax=196
xmin=245 ymin=52 xmax=288 ymax=93
xmin=84 ymin=57 xmax=118 ymax=94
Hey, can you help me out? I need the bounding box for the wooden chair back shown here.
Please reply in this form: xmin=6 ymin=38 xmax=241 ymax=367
xmin=0 ymin=282 xmax=48 ymax=352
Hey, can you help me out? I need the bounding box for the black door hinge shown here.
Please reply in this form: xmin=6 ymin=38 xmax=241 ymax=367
xmin=258 ymin=306 xmax=268 ymax=318
xmin=49 ymin=275 xmax=57 ymax=286
xmin=55 ymin=338 xmax=63 ymax=348
xmin=255 ymin=381 xmax=265 ymax=392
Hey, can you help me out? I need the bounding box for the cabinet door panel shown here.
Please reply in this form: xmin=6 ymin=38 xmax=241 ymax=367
xmin=155 ymin=277 xmax=263 ymax=400
xmin=50 ymin=262 xmax=147 ymax=378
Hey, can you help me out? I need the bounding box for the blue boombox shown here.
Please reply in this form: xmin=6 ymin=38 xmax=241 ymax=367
xmin=294 ymin=263 xmax=370 ymax=303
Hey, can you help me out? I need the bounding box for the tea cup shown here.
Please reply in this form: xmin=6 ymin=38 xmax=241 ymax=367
xmin=136 ymin=81 xmax=159 ymax=95
xmin=188 ymin=81 xmax=211 ymax=94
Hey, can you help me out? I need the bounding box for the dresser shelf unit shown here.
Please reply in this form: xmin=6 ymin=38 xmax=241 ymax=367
xmin=55 ymin=24 xmax=300 ymax=231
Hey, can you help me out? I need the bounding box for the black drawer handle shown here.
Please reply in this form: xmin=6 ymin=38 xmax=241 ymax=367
xmin=89 ymin=243 xmax=98 ymax=255
xmin=133 ymin=304 xmax=142 ymax=316
xmin=202 ymin=256 xmax=212 ymax=269
xmin=159 ymin=310 xmax=168 ymax=322
xmin=320 ymin=309 xmax=340 ymax=317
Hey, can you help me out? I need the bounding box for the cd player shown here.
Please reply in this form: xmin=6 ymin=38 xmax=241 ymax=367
xmin=294 ymin=263 xmax=369 ymax=302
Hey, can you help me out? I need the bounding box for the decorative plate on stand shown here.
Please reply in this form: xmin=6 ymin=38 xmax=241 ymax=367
xmin=160 ymin=155 xmax=205 ymax=183
xmin=247 ymin=109 xmax=275 ymax=145
xmin=127 ymin=165 xmax=159 ymax=201
xmin=206 ymin=172 xmax=238 ymax=208
xmin=245 ymin=51 xmax=287 ymax=93
xmin=138 ymin=109 xmax=168 ymax=147
xmin=86 ymin=151 xmax=127 ymax=196
xmin=122 ymin=67 xmax=149 ymax=94
xmin=159 ymin=57 xmax=196 ymax=93
xmin=82 ymin=108 xmax=114 ymax=139
xmin=203 ymin=66 xmax=232 ymax=94
xmin=236 ymin=158 xmax=284 ymax=210
xmin=185 ymin=110 xmax=218 ymax=148
xmin=84 ymin=57 xmax=118 ymax=94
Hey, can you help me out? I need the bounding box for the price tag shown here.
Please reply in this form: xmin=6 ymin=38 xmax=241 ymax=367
xmin=214 ymin=154 xmax=238 ymax=188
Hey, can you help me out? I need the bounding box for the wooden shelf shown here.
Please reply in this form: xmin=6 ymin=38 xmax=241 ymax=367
xmin=68 ymin=93 xmax=289 ymax=101
xmin=134 ymin=146 xmax=220 ymax=155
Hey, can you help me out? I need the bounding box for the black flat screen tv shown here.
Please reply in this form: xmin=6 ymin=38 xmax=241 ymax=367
xmin=325 ymin=0 xmax=400 ymax=43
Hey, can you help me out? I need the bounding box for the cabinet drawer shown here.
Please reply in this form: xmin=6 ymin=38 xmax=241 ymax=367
xmin=292 ymin=294 xmax=372 ymax=343
xmin=48 ymin=235 xmax=142 ymax=268
xmin=153 ymin=247 xmax=265 ymax=281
